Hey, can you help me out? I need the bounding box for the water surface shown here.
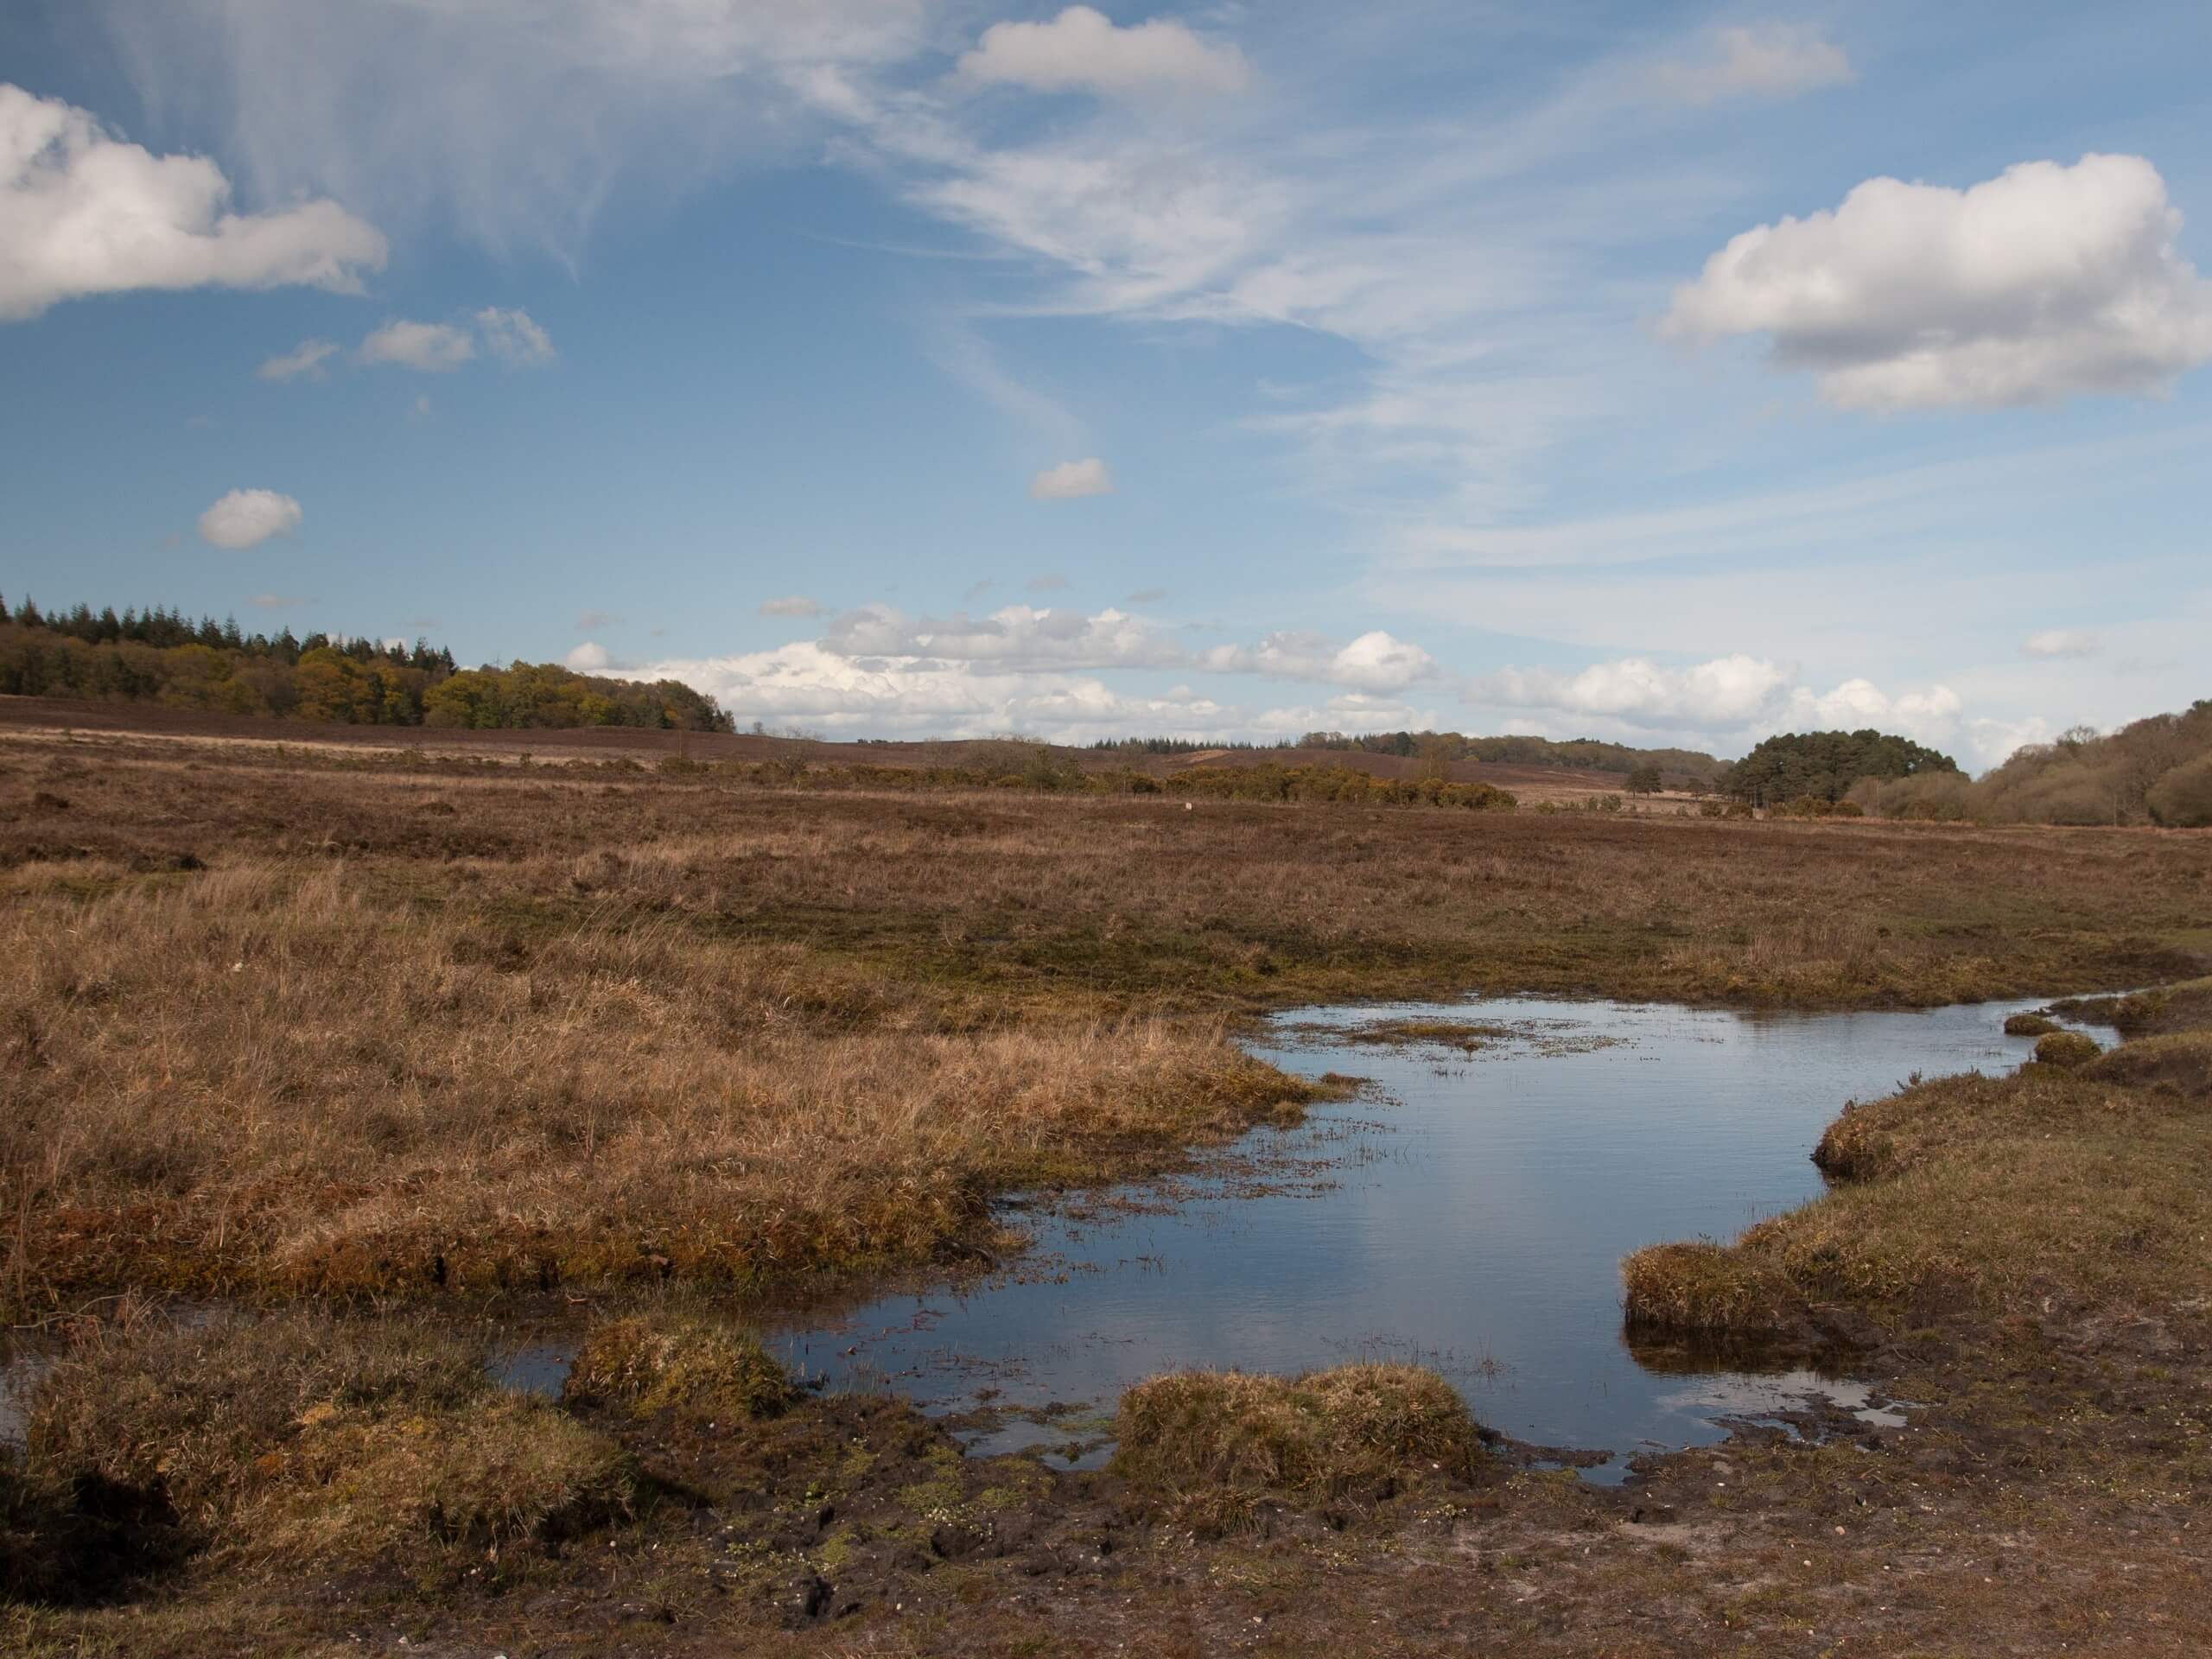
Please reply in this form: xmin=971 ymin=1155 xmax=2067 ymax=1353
xmin=770 ymin=995 xmax=2100 ymax=1478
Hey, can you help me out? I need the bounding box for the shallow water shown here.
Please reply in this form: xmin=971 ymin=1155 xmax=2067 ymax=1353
xmin=767 ymin=995 xmax=2106 ymax=1480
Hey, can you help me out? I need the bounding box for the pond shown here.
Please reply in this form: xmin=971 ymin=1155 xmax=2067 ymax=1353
xmin=766 ymin=995 xmax=2104 ymax=1481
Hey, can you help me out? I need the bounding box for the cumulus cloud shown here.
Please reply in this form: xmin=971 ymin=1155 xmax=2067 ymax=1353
xmin=760 ymin=594 xmax=825 ymax=618
xmin=638 ymin=640 xmax=1234 ymax=742
xmin=197 ymin=488 xmax=302 ymax=550
xmin=1664 ymin=154 xmax=2212 ymax=409
xmin=821 ymin=603 xmax=1185 ymax=672
xmin=958 ymin=7 xmax=1250 ymax=99
xmin=1202 ymin=630 xmax=1440 ymax=693
xmin=1470 ymin=653 xmax=1964 ymax=748
xmin=257 ymin=339 xmax=340 ymax=382
xmin=2024 ymin=629 xmax=2099 ymax=659
xmin=565 ymin=641 xmax=613 ymax=671
xmin=1473 ymin=654 xmax=1789 ymax=729
xmin=1029 ymin=458 xmax=1114 ymax=499
xmin=0 ymin=81 xmax=385 ymax=321
xmin=474 ymin=305 xmax=555 ymax=365
xmin=359 ymin=319 xmax=477 ymax=372
xmin=1656 ymin=23 xmax=1853 ymax=104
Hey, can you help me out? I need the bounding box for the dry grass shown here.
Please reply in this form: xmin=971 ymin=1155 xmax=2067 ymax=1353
xmin=22 ymin=1311 xmax=634 ymax=1573
xmin=563 ymin=1311 xmax=798 ymax=1423
xmin=3 ymin=726 xmax=2206 ymax=1313
xmin=1 ymin=860 xmax=1322 ymax=1309
xmin=1111 ymin=1363 xmax=1484 ymax=1529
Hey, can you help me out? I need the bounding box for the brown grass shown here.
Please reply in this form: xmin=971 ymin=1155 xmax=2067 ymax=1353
xmin=3 ymin=724 xmax=2208 ymax=1313
xmin=22 ymin=1311 xmax=635 ymax=1572
xmin=563 ymin=1311 xmax=798 ymax=1423
xmin=1111 ymin=1363 xmax=1484 ymax=1529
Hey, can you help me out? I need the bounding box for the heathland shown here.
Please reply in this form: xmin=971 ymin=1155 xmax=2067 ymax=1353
xmin=3 ymin=707 xmax=2210 ymax=1655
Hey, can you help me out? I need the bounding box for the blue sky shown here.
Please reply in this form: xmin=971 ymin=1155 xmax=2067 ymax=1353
xmin=3 ymin=0 xmax=2209 ymax=765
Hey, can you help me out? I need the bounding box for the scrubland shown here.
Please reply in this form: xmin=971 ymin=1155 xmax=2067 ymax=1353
xmin=3 ymin=719 xmax=2211 ymax=1655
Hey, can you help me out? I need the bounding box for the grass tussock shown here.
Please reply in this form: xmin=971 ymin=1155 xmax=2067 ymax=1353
xmin=1624 ymin=989 xmax=2212 ymax=1341
xmin=21 ymin=1313 xmax=634 ymax=1573
xmin=563 ymin=1313 xmax=798 ymax=1423
xmin=2033 ymin=1030 xmax=2102 ymax=1067
xmin=2003 ymin=1012 xmax=2058 ymax=1036
xmin=1620 ymin=1242 xmax=1798 ymax=1338
xmin=1110 ymin=1364 xmax=1484 ymax=1528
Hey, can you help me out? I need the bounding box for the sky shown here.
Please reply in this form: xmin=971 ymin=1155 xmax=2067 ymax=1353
xmin=3 ymin=1 xmax=2209 ymax=767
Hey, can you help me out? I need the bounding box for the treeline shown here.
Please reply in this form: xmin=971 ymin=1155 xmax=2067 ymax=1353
xmin=1295 ymin=728 xmax=1722 ymax=782
xmin=0 ymin=594 xmax=731 ymax=733
xmin=1719 ymin=729 xmax=1961 ymax=806
xmin=1852 ymin=702 xmax=2212 ymax=827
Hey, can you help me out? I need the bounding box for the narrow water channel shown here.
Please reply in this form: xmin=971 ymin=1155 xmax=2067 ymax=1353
xmin=768 ymin=995 xmax=2107 ymax=1481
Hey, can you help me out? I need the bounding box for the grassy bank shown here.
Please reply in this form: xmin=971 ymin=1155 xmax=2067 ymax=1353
xmin=1624 ymin=980 xmax=2212 ymax=1342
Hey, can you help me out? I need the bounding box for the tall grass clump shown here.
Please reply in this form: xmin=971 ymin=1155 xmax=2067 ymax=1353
xmin=22 ymin=1312 xmax=635 ymax=1572
xmin=1112 ymin=1364 xmax=1484 ymax=1529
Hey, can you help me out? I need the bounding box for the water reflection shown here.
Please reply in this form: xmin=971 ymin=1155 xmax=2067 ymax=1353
xmin=772 ymin=995 xmax=2101 ymax=1479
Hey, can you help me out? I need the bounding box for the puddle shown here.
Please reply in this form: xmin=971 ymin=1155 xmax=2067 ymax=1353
xmin=770 ymin=995 xmax=2113 ymax=1480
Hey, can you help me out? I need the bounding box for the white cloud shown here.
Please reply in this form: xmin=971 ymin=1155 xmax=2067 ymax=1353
xmin=566 ymin=641 xmax=613 ymax=671
xmin=1656 ymin=24 xmax=1853 ymax=105
xmin=0 ymin=81 xmax=385 ymax=321
xmin=1467 ymin=652 xmax=1965 ymax=750
xmin=639 ymin=640 xmax=1233 ymax=742
xmin=959 ymin=7 xmax=1250 ymax=99
xmin=360 ymin=319 xmax=476 ymax=372
xmin=1473 ymin=654 xmax=1789 ymax=729
xmin=1029 ymin=458 xmax=1114 ymax=499
xmin=1664 ymin=154 xmax=2212 ymax=409
xmin=1202 ymin=629 xmax=1439 ymax=693
xmin=822 ymin=603 xmax=1184 ymax=672
xmin=256 ymin=339 xmax=340 ymax=382
xmin=474 ymin=306 xmax=555 ymax=365
xmin=760 ymin=594 xmax=825 ymax=618
xmin=2024 ymin=629 xmax=2099 ymax=659
xmin=197 ymin=488 xmax=302 ymax=550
